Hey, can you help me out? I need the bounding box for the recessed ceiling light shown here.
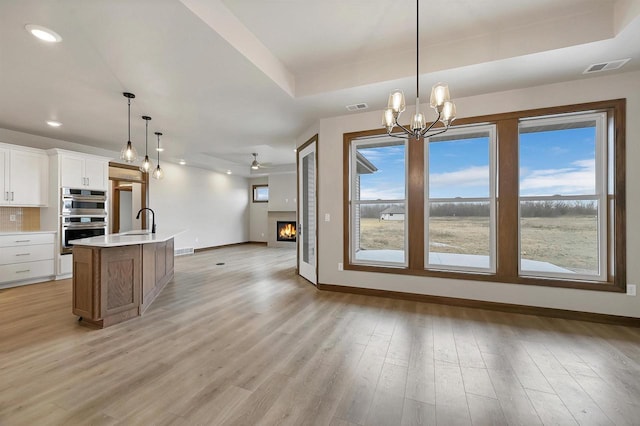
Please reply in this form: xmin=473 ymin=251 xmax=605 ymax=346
xmin=226 ymin=170 xmax=232 ymax=175
xmin=46 ymin=120 xmax=62 ymax=127
xmin=156 ymin=147 xmax=164 ymax=152
xmin=179 ymin=159 xmax=186 ymax=165
xmin=25 ymin=24 xmax=62 ymax=43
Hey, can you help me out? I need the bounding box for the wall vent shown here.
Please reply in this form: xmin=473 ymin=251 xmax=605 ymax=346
xmin=584 ymin=58 xmax=630 ymax=74
xmin=175 ymin=247 xmax=194 ymax=256
xmin=346 ymin=103 xmax=369 ymax=111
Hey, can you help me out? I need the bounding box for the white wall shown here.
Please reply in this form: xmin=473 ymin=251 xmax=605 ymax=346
xmin=249 ymin=176 xmax=268 ymax=242
xmin=317 ymin=70 xmax=640 ymax=318
xmin=149 ymin=162 xmax=249 ymax=250
xmin=268 ymin=173 xmax=296 ymax=211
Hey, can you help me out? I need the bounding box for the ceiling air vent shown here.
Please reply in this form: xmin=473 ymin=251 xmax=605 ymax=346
xmin=346 ymin=103 xmax=369 ymax=112
xmin=584 ymin=58 xmax=630 ymax=74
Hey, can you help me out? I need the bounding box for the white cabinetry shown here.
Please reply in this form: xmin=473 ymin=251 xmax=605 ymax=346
xmin=60 ymin=153 xmax=108 ymax=190
xmin=0 ymin=233 xmax=55 ymax=287
xmin=0 ymin=145 xmax=48 ymax=206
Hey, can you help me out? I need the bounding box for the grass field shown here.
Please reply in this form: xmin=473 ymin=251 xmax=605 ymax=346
xmin=359 ymin=216 xmax=598 ymax=273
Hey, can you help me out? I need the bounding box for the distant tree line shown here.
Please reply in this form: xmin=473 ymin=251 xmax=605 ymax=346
xmin=358 ymin=201 xmax=596 ymax=218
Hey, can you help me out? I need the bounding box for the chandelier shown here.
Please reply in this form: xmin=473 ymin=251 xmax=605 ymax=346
xmin=382 ymin=0 xmax=456 ymax=140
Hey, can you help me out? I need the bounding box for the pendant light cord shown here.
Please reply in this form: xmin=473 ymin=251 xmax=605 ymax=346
xmin=416 ymin=0 xmax=419 ymax=100
xmin=145 ymin=120 xmax=148 ymax=154
xmin=128 ymin=97 xmax=131 ymax=142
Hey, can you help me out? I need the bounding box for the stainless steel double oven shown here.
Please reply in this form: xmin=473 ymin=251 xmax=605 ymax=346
xmin=60 ymin=188 xmax=107 ymax=254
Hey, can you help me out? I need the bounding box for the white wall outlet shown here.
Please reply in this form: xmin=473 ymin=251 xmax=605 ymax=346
xmin=195 ymin=237 xmax=199 ymax=243
xmin=325 ymin=213 xmax=330 ymax=222
xmin=627 ymin=284 xmax=636 ymax=296
xmin=338 ymin=262 xmax=343 ymax=271
xmin=261 ymin=233 xmax=264 ymax=238
xmin=9 ymin=214 xmax=16 ymax=222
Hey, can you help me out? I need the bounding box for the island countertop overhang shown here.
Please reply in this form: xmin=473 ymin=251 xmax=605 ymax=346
xmin=70 ymin=230 xmax=184 ymax=248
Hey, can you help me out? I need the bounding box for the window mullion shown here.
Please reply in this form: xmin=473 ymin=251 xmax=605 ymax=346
xmin=408 ymin=137 xmax=424 ymax=270
xmin=497 ymin=119 xmax=520 ymax=279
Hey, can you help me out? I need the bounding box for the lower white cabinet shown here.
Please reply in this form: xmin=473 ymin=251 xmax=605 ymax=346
xmin=0 ymin=233 xmax=55 ymax=286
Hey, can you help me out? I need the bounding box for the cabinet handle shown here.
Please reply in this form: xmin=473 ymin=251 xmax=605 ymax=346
xmin=15 ymin=253 xmax=31 ymax=256
xmin=86 ymin=177 xmax=90 ymax=186
xmin=10 ymin=192 xmax=14 ymax=201
xmin=15 ymin=240 xmax=31 ymax=243
xmin=16 ymin=270 xmax=31 ymax=273
xmin=4 ymin=191 xmax=7 ymax=201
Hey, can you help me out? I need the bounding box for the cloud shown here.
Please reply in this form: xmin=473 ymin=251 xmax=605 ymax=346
xmin=429 ymin=165 xmax=489 ymax=188
xmin=360 ymin=186 xmax=406 ymax=200
xmin=520 ymin=158 xmax=595 ymax=196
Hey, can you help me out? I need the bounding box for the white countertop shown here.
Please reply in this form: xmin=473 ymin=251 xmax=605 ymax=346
xmin=70 ymin=230 xmax=183 ymax=248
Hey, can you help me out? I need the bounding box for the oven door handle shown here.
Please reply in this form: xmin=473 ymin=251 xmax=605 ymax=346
xmin=62 ymin=195 xmax=107 ymax=202
xmin=63 ymin=223 xmax=107 ymax=229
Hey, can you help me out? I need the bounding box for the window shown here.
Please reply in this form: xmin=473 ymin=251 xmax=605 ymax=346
xmin=252 ymin=184 xmax=269 ymax=202
xmin=344 ymin=99 xmax=626 ymax=292
xmin=426 ymin=125 xmax=496 ymax=272
xmin=518 ymin=113 xmax=606 ymax=280
xmin=350 ymin=137 xmax=407 ymax=266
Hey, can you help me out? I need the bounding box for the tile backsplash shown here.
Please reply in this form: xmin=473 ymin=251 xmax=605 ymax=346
xmin=0 ymin=207 xmax=41 ymax=232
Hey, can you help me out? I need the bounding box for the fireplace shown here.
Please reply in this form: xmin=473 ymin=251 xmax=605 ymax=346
xmin=277 ymin=221 xmax=297 ymax=242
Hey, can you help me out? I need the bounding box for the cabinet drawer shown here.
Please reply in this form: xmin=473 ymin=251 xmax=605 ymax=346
xmin=0 ymin=233 xmax=55 ymax=247
xmin=0 ymin=260 xmax=54 ymax=283
xmin=0 ymin=244 xmax=54 ymax=265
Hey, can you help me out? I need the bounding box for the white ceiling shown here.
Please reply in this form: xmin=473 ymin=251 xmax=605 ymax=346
xmin=0 ymin=0 xmax=638 ymax=176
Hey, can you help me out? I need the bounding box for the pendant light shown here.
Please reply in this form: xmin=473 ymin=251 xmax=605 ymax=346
xmin=140 ymin=116 xmax=154 ymax=173
xmin=152 ymin=132 xmax=164 ymax=180
xmin=120 ymin=92 xmax=139 ymax=162
xmin=381 ymin=0 xmax=456 ymax=140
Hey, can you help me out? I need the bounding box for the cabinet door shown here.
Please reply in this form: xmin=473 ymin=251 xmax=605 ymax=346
xmin=60 ymin=155 xmax=85 ymax=188
xmin=83 ymin=158 xmax=107 ymax=190
xmin=0 ymin=149 xmax=8 ymax=205
xmin=9 ymin=150 xmax=48 ymax=206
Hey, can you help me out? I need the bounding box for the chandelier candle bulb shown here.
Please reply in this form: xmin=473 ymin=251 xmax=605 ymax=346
xmin=388 ymin=90 xmax=406 ymax=114
xmin=382 ymin=108 xmax=395 ymax=131
xmin=430 ymin=83 xmax=450 ymax=111
xmin=441 ymin=101 xmax=457 ymax=125
xmin=411 ymin=112 xmax=426 ymax=132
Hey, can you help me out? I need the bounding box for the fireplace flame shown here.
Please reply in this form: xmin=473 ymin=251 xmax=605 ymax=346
xmin=279 ymin=223 xmax=296 ymax=239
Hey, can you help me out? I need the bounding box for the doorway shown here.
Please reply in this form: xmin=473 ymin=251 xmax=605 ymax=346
xmin=297 ymin=135 xmax=318 ymax=285
xmin=109 ymin=163 xmax=148 ymax=234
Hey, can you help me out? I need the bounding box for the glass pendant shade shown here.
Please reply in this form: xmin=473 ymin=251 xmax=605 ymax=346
xmin=152 ymin=165 xmax=164 ymax=180
xmin=140 ymin=155 xmax=154 ymax=173
xmin=120 ymin=92 xmax=138 ymax=162
xmin=411 ymin=112 xmax=426 ymax=132
xmin=430 ymin=83 xmax=450 ymax=112
xmin=382 ymin=108 xmax=395 ymax=131
xmin=121 ymin=141 xmax=138 ymax=162
xmin=441 ymin=101 xmax=457 ymax=125
xmin=387 ymin=90 xmax=406 ymax=114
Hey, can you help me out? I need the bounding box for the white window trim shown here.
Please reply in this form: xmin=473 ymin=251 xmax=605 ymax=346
xmin=517 ymin=111 xmax=608 ymax=281
xmin=424 ymin=124 xmax=497 ymax=273
xmin=350 ymin=137 xmax=408 ymax=268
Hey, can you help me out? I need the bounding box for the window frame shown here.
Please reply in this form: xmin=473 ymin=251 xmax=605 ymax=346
xmin=425 ymin=124 xmax=497 ymax=273
xmin=342 ymin=99 xmax=626 ymax=293
xmin=252 ymin=184 xmax=269 ymax=203
xmin=517 ymin=112 xmax=608 ymax=281
xmin=349 ymin=136 xmax=409 ymax=268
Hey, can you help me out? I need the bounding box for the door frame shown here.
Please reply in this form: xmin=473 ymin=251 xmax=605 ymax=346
xmin=296 ymin=134 xmax=319 ymax=284
xmin=108 ymin=162 xmax=149 ymax=233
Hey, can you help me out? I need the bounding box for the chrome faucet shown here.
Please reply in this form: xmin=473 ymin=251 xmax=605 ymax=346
xmin=136 ymin=208 xmax=156 ymax=233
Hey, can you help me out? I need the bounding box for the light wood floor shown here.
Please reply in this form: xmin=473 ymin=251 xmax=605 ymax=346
xmin=1 ymin=244 xmax=639 ymax=425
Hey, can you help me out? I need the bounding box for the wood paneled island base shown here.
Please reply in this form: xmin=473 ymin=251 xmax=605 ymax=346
xmin=72 ymin=237 xmax=174 ymax=328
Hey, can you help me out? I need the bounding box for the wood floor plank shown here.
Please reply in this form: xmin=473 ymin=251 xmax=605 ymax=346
xmin=0 ymin=244 xmax=639 ymax=425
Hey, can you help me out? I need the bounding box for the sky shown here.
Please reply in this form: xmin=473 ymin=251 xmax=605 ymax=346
xmin=358 ymin=126 xmax=597 ymax=200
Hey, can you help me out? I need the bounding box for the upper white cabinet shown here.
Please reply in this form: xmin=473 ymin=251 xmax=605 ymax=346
xmin=0 ymin=145 xmax=48 ymax=207
xmin=60 ymin=153 xmax=108 ymax=190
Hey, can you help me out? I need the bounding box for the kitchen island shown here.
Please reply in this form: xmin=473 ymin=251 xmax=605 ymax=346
xmin=70 ymin=230 xmax=180 ymax=328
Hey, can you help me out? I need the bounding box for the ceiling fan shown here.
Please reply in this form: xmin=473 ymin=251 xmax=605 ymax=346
xmin=250 ymin=152 xmax=272 ymax=170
